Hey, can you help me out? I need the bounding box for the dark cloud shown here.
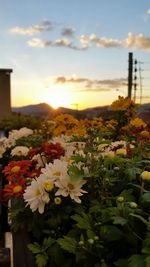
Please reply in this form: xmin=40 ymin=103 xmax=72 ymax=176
xmin=61 ymin=27 xmax=75 ymax=37
xmin=53 ymin=75 xmax=127 ymax=92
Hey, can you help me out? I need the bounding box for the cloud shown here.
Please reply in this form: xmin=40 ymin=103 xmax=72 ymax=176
xmin=10 ymin=19 xmax=150 ymax=52
xmin=27 ymin=38 xmax=48 ymax=47
xmin=61 ymin=27 xmax=75 ymax=37
xmin=147 ymin=9 xmax=150 ymax=14
xmin=10 ymin=20 xmax=54 ymax=35
xmin=89 ymin=34 xmax=123 ymax=48
xmin=126 ymin=32 xmax=150 ymax=51
xmin=53 ymin=75 xmax=127 ymax=92
xmin=27 ymin=33 xmax=150 ymax=52
xmin=28 ymin=37 xmax=88 ymax=50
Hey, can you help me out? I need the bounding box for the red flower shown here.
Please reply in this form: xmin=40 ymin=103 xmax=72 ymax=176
xmin=3 ymin=160 xmax=41 ymax=183
xmin=2 ymin=182 xmax=25 ymax=200
xmin=41 ymin=142 xmax=64 ymax=159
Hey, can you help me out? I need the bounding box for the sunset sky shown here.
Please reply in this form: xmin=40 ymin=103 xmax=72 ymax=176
xmin=0 ymin=0 xmax=150 ymax=109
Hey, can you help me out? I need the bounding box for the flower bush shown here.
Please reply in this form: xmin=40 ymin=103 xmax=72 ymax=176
xmin=0 ymin=98 xmax=150 ymax=267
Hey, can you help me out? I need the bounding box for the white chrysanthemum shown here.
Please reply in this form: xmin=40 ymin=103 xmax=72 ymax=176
xmin=3 ymin=137 xmax=16 ymax=148
xmin=40 ymin=159 xmax=68 ymax=182
xmin=23 ymin=177 xmax=50 ymax=214
xmin=0 ymin=145 xmax=6 ymax=158
xmin=64 ymin=143 xmax=76 ymax=159
xmin=52 ymin=136 xmax=68 ymax=148
xmin=9 ymin=127 xmax=33 ymax=141
xmin=32 ymin=154 xmax=47 ymax=168
xmin=55 ymin=175 xmax=87 ymax=203
xmin=11 ymin=146 xmax=29 ymax=157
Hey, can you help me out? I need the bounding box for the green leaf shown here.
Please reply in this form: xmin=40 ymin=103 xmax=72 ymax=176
xmin=71 ymin=154 xmax=85 ymax=163
xmin=43 ymin=237 xmax=55 ymax=249
xmin=71 ymin=213 xmax=92 ymax=230
xmin=100 ymin=225 xmax=123 ymax=241
xmin=128 ymin=255 xmax=145 ymax=267
xmin=125 ymin=167 xmax=141 ymax=181
xmin=35 ymin=254 xmax=48 ymax=267
xmin=68 ymin=165 xmax=84 ymax=181
xmin=113 ymin=216 xmax=128 ymax=226
xmin=57 ymin=236 xmax=77 ymax=254
xmin=87 ymin=229 xmax=95 ymax=239
xmin=119 ymin=189 xmax=135 ymax=202
xmin=146 ymin=256 xmax=150 ymax=267
xmin=28 ymin=243 xmax=42 ymax=254
xmin=129 ymin=213 xmax=148 ymax=225
xmin=141 ymin=192 xmax=150 ymax=205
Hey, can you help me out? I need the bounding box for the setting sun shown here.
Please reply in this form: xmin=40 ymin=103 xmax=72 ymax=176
xmin=44 ymin=86 xmax=72 ymax=109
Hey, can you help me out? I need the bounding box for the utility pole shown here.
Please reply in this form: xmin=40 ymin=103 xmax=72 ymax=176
xmin=133 ymin=59 xmax=137 ymax=103
xmin=128 ymin=52 xmax=133 ymax=99
xmin=139 ymin=61 xmax=143 ymax=104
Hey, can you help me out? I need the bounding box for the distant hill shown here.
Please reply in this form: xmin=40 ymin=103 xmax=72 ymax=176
xmin=12 ymin=103 xmax=54 ymax=116
xmin=12 ymin=102 xmax=150 ymax=124
xmin=12 ymin=103 xmax=110 ymax=117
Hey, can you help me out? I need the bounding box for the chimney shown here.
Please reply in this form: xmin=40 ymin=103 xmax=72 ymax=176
xmin=0 ymin=69 xmax=12 ymax=119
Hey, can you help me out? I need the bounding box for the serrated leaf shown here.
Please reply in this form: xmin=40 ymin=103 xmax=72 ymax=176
xmin=57 ymin=236 xmax=77 ymax=254
xmin=128 ymin=255 xmax=145 ymax=267
xmin=35 ymin=254 xmax=48 ymax=267
xmin=43 ymin=237 xmax=55 ymax=249
xmin=28 ymin=243 xmax=42 ymax=254
xmin=113 ymin=216 xmax=128 ymax=226
xmin=71 ymin=213 xmax=92 ymax=230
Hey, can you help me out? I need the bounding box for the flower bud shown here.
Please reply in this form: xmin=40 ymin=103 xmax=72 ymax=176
xmin=78 ymin=240 xmax=84 ymax=246
xmin=129 ymin=202 xmax=138 ymax=209
xmin=88 ymin=238 xmax=94 ymax=245
xmin=117 ymin=196 xmax=124 ymax=203
xmin=141 ymin=171 xmax=150 ymax=181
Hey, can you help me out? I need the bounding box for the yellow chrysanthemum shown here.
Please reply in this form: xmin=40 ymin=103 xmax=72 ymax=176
xmin=111 ymin=96 xmax=134 ymax=111
xmin=130 ymin=117 xmax=147 ymax=129
xmin=116 ymin=148 xmax=127 ymax=157
xmin=140 ymin=130 xmax=150 ymax=138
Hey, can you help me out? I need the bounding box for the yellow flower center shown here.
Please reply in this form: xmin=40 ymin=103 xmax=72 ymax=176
xmin=35 ymin=189 xmax=41 ymax=196
xmin=68 ymin=183 xmax=74 ymax=190
xmin=11 ymin=166 xmax=21 ymax=173
xmin=13 ymin=185 xmax=22 ymax=193
xmin=53 ymin=171 xmax=61 ymax=177
xmin=44 ymin=180 xmax=54 ymax=192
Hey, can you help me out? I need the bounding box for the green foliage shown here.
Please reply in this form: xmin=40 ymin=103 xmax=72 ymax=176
xmin=16 ymin=134 xmax=44 ymax=148
xmin=128 ymin=255 xmax=146 ymax=267
xmin=0 ymin=113 xmax=43 ymax=133
xmin=57 ymin=236 xmax=77 ymax=254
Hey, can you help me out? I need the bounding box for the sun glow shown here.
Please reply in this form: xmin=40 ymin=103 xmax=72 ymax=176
xmin=45 ymin=85 xmax=72 ymax=109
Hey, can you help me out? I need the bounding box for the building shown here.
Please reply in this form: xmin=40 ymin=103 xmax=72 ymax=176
xmin=0 ymin=69 xmax=12 ymax=120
